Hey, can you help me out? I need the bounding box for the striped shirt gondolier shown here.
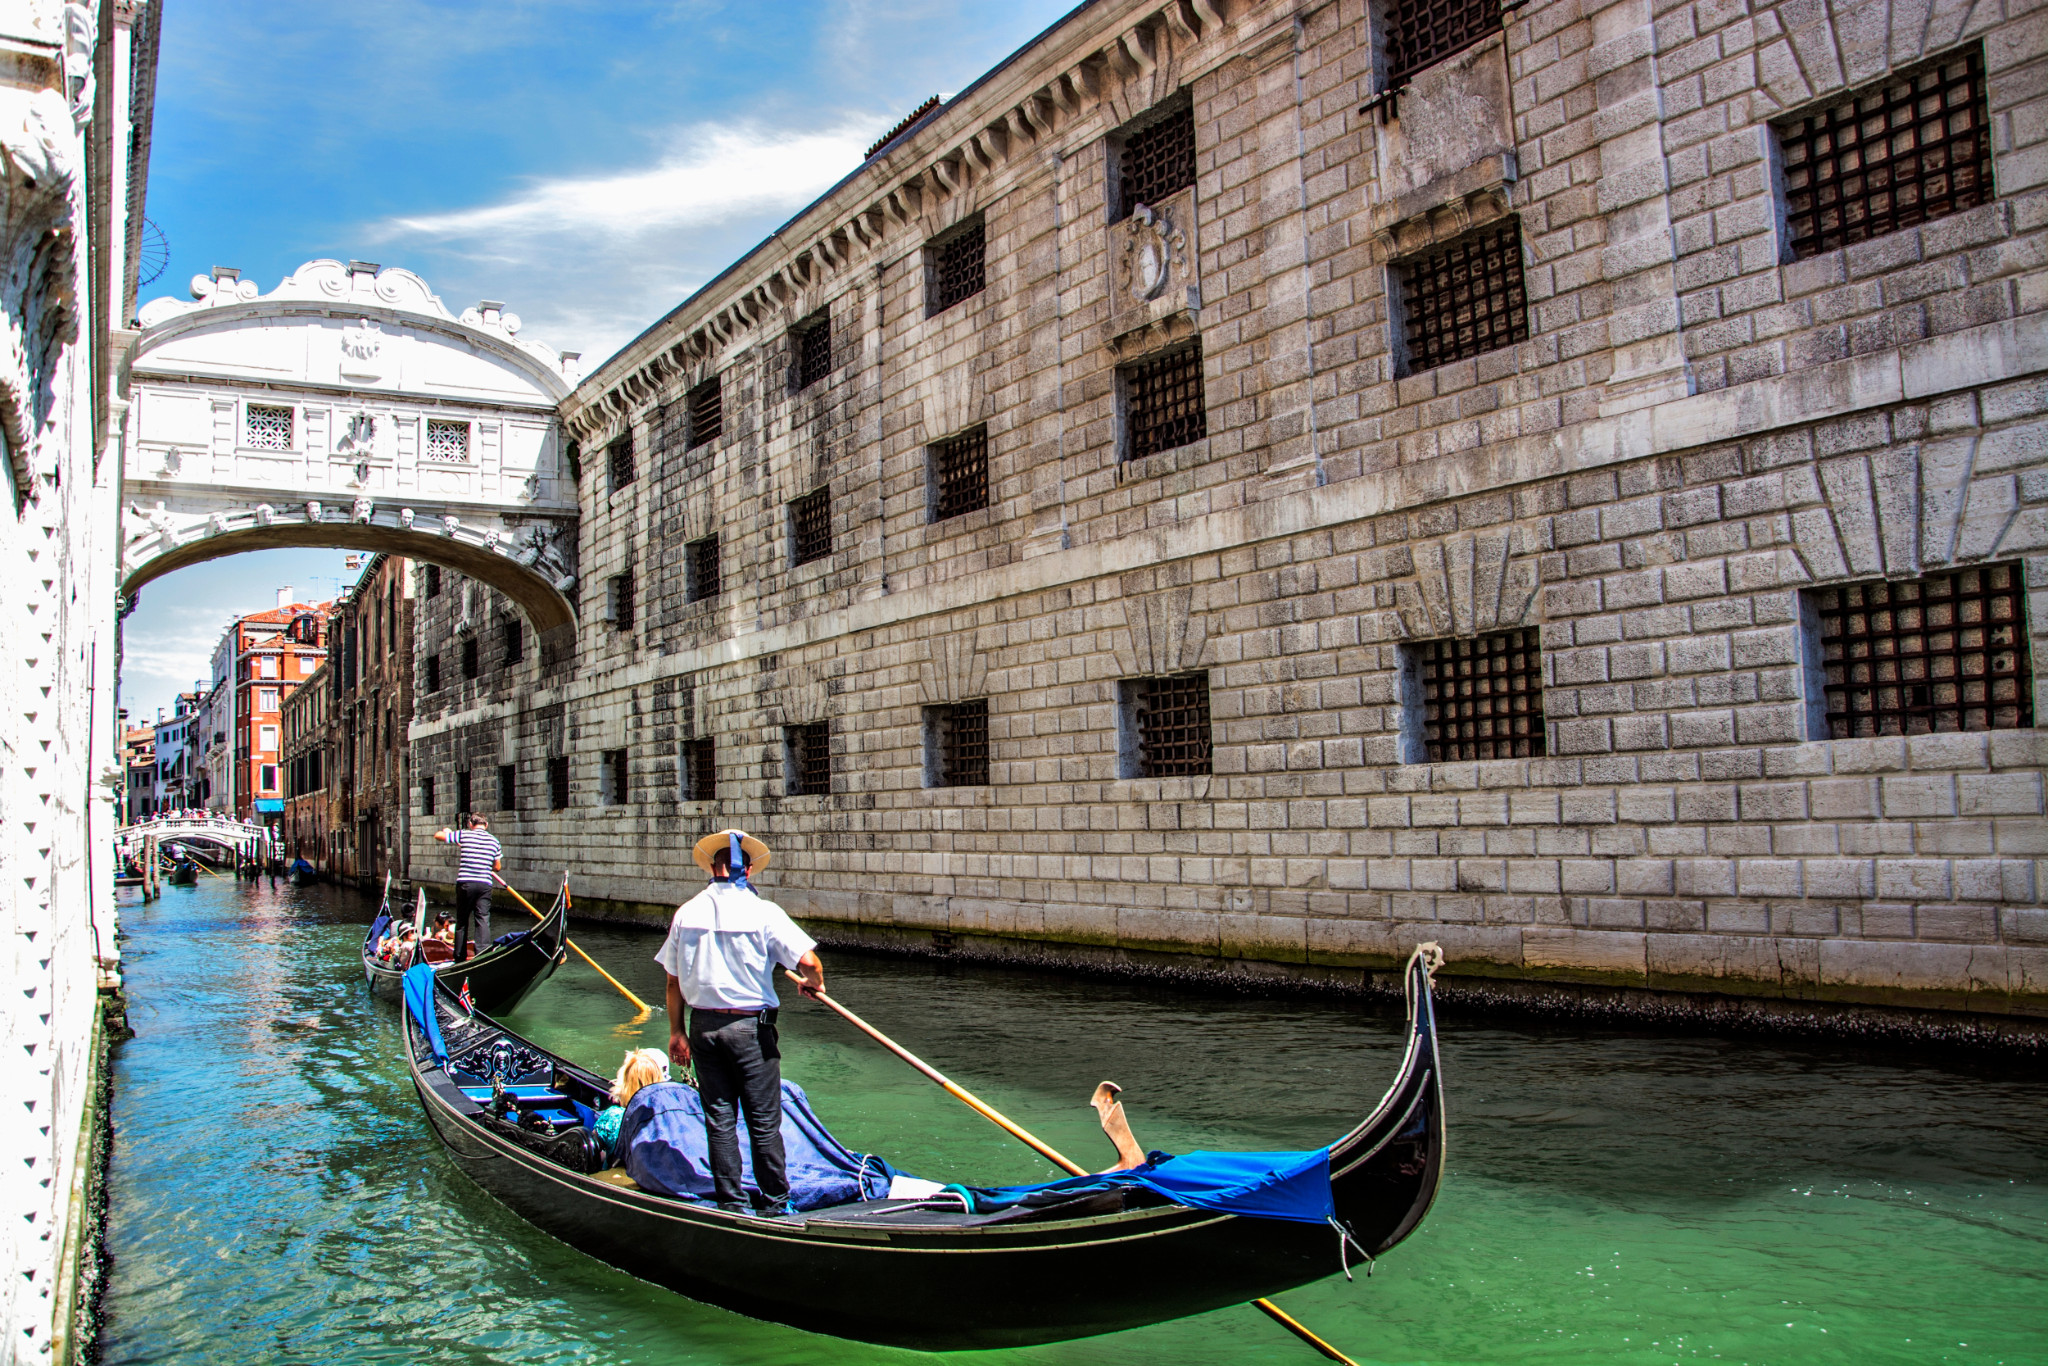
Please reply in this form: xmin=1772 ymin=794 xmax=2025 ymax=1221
xmin=449 ymin=829 xmax=502 ymax=884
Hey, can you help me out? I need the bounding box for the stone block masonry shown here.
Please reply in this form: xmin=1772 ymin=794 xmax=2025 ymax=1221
xmin=414 ymin=0 xmax=2048 ymax=1021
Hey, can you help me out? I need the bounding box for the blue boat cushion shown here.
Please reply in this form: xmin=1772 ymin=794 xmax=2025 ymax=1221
xmin=402 ymin=965 xmax=449 ymax=1063
xmin=965 ymin=1147 xmax=1337 ymax=1225
xmin=615 ymin=1080 xmax=895 ymax=1209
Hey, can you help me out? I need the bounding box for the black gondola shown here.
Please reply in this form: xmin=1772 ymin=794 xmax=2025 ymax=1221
xmin=366 ymin=876 xmax=571 ymax=1016
xmin=400 ymin=946 xmax=1446 ymax=1351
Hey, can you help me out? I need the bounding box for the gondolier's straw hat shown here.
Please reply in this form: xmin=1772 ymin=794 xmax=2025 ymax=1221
xmin=692 ymin=829 xmax=770 ymax=875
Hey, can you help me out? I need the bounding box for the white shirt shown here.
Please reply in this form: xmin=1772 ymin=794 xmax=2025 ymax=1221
xmin=654 ymin=881 xmax=817 ymax=1011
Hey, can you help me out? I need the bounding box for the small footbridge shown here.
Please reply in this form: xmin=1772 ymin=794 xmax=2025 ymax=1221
xmin=116 ymin=815 xmax=273 ymax=860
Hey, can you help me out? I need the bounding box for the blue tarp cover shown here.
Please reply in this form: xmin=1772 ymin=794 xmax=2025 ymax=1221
xmin=402 ymin=965 xmax=449 ymax=1064
xmin=617 ymin=1080 xmax=893 ymax=1210
xmin=968 ymin=1147 xmax=1336 ymax=1225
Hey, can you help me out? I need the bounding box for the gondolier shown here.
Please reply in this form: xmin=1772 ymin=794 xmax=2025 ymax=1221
xmin=657 ymin=829 xmax=824 ymax=1216
xmin=434 ymin=814 xmax=502 ymax=960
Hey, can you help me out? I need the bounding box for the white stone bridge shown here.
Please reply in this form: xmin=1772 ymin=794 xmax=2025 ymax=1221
xmin=118 ymin=260 xmax=583 ymax=656
xmin=115 ymin=815 xmax=272 ymax=858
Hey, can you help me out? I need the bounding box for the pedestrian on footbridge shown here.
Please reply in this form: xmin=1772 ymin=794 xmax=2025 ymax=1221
xmin=433 ymin=814 xmax=503 ymax=961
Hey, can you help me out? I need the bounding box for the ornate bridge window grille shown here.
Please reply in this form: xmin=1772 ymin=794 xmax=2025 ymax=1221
xmin=686 ymin=535 xmax=721 ymax=601
xmin=1395 ymin=218 xmax=1528 ymax=374
xmin=1814 ymin=563 xmax=2032 ymax=736
xmin=794 ymin=311 xmax=832 ymax=390
xmin=687 ymin=377 xmax=723 ymax=449
xmin=929 ymin=426 xmax=989 ymax=522
xmin=1121 ymin=342 xmax=1207 ymax=462
xmin=245 ymin=403 xmax=294 ymax=451
xmin=790 ymin=488 xmax=832 ymax=567
xmin=927 ymin=217 xmax=986 ymax=314
xmin=788 ymin=722 xmax=831 ymax=796
xmin=1411 ymin=628 xmax=1547 ymax=761
xmin=548 ymin=755 xmax=570 ymax=810
xmin=424 ymin=419 xmax=470 ymax=463
xmin=497 ymin=764 xmax=517 ymax=812
xmin=683 ymin=736 xmax=717 ymax=801
xmin=1776 ymin=47 xmax=1995 ymax=259
xmin=1123 ymin=673 xmax=1212 ymax=778
xmin=1384 ymin=0 xmax=1502 ymax=89
xmin=927 ymin=700 xmax=990 ymax=787
xmin=608 ymin=435 xmax=635 ymax=490
xmin=1116 ymin=96 xmax=1197 ymax=221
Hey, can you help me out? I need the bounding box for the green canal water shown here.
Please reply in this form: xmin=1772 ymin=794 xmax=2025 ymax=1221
xmin=100 ymin=878 xmax=2046 ymax=1365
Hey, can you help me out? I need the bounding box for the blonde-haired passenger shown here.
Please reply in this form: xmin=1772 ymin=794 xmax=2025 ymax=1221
xmin=594 ymin=1048 xmax=669 ymax=1159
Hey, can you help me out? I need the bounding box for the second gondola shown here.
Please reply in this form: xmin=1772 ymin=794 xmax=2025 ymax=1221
xmin=364 ymin=874 xmax=570 ymax=1016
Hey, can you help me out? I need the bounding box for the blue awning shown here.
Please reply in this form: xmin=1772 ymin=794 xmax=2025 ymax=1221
xmin=254 ymin=799 xmax=283 ymax=813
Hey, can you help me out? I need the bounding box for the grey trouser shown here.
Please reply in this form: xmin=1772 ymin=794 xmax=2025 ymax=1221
xmin=455 ymin=881 xmax=493 ymax=957
xmin=689 ymin=1008 xmax=787 ymax=1205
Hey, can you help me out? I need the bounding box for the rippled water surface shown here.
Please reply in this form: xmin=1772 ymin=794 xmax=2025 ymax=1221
xmin=101 ymin=878 xmax=2047 ymax=1365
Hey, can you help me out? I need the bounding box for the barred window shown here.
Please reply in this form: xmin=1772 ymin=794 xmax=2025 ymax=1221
xmin=795 ymin=311 xmax=832 ymax=390
xmin=608 ymin=571 xmax=634 ymax=630
xmin=788 ymin=721 xmax=831 ymax=796
xmin=1384 ymin=0 xmax=1501 ymax=88
xmin=929 ymin=426 xmax=989 ymax=522
xmin=601 ymin=748 xmax=629 ymax=805
xmin=501 ymin=616 xmax=523 ymax=667
xmin=456 ymin=769 xmax=472 ymax=816
xmin=424 ymin=654 xmax=441 ymax=693
xmin=790 ymin=488 xmax=832 ymax=567
xmin=425 ymin=565 xmax=441 ymax=597
xmin=1410 ymin=629 xmax=1547 ymax=762
xmin=927 ymin=217 xmax=986 ymax=314
xmin=1395 ymin=219 xmax=1528 ymax=374
xmin=460 ymin=637 xmax=479 ymax=680
xmin=1777 ymin=47 xmax=1995 ymax=259
xmin=687 ymin=376 xmax=723 ymax=449
xmin=1121 ymin=342 xmax=1207 ymax=461
xmin=682 ymin=736 xmax=717 ymax=802
xmin=245 ymin=404 xmax=294 ymax=451
xmin=926 ymin=700 xmax=990 ymax=787
xmin=686 ymin=535 xmax=721 ymax=601
xmin=548 ymin=755 xmax=570 ymax=810
xmin=1121 ymin=673 xmax=1212 ymax=778
xmin=424 ymin=419 xmax=470 ymax=463
xmin=608 ymin=435 xmax=635 ymax=491
xmin=497 ymin=763 xmax=516 ymax=812
xmin=1117 ymin=97 xmax=1197 ymax=221
xmin=420 ymin=776 xmax=435 ymax=815
xmin=1814 ymin=564 xmax=2032 ymax=736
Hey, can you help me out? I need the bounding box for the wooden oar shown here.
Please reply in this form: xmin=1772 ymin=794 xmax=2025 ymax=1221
xmin=786 ymin=972 xmax=1364 ymax=1366
xmin=492 ymin=873 xmax=652 ymax=1019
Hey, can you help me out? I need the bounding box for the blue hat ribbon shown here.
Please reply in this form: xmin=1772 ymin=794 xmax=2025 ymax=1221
xmin=727 ymin=832 xmax=752 ymax=891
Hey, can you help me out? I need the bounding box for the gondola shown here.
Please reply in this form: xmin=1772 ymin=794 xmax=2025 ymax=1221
xmin=399 ymin=945 xmax=1446 ymax=1351
xmin=366 ymin=875 xmax=571 ymax=1016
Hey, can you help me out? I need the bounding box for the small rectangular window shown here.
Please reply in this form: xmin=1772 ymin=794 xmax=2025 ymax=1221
xmin=794 ymin=311 xmax=832 ymax=390
xmin=425 ymin=565 xmax=441 ymax=597
xmin=790 ymin=488 xmax=832 ymax=567
xmin=502 ymin=616 xmax=523 ymax=667
xmin=245 ymin=403 xmax=294 ymax=451
xmin=424 ymin=655 xmax=442 ymax=693
xmin=682 ymin=736 xmax=716 ymax=801
xmin=608 ymin=571 xmax=635 ymax=630
xmin=1812 ymin=563 xmax=2032 ymax=736
xmin=259 ymin=725 xmax=278 ymax=752
xmin=260 ymin=764 xmax=278 ymax=792
xmin=787 ymin=721 xmax=831 ymax=796
xmin=928 ymin=426 xmax=990 ymax=522
xmin=460 ymin=636 xmax=479 ymax=680
xmin=687 ymin=376 xmax=723 ymax=449
xmin=1120 ymin=342 xmax=1207 ymax=462
xmin=456 ymin=769 xmax=472 ymax=815
xmin=1116 ymin=96 xmax=1197 ymax=221
xmin=1776 ymin=47 xmax=1995 ymax=259
xmin=608 ymin=434 xmax=636 ymax=491
xmin=497 ymin=763 xmax=516 ymax=811
xmin=1383 ymin=0 xmax=1500 ymax=88
xmin=424 ymin=419 xmax=470 ymax=463
xmin=1405 ymin=628 xmax=1547 ymax=762
xmin=686 ymin=535 xmax=721 ymax=602
xmin=1394 ymin=218 xmax=1528 ymax=376
xmin=601 ymin=748 xmax=630 ymax=805
xmin=548 ymin=754 xmax=570 ymax=810
xmin=1118 ymin=674 xmax=1212 ymax=778
xmin=927 ymin=217 xmax=986 ymax=314
xmin=925 ymin=699 xmax=990 ymax=787
xmin=258 ymin=688 xmax=280 ymax=711
xmin=420 ymin=776 xmax=436 ymax=815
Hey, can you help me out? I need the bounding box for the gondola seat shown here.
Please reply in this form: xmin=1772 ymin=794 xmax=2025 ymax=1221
xmin=419 ymin=940 xmax=454 ymax=964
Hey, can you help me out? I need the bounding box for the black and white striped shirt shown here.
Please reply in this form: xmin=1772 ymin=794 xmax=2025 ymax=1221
xmin=449 ymin=829 xmax=502 ymax=884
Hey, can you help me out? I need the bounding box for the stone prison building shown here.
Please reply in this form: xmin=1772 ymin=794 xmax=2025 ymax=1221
xmin=410 ymin=0 xmax=2048 ymax=1033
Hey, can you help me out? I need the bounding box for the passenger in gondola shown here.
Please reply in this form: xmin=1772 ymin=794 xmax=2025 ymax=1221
xmin=657 ymin=829 xmax=825 ymax=1217
xmin=593 ymin=1048 xmax=668 ymax=1161
xmin=378 ymin=923 xmax=418 ymax=965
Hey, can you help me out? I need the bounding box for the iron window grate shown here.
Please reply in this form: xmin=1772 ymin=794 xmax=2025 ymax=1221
xmin=497 ymin=764 xmax=516 ymax=811
xmin=685 ymin=736 xmax=716 ymax=801
xmin=1133 ymin=673 xmax=1212 ymax=777
xmin=425 ymin=565 xmax=441 ymax=597
xmin=460 ymin=637 xmax=479 ymax=680
xmin=608 ymin=571 xmax=635 ymax=630
xmin=1385 ymin=0 xmax=1502 ymax=88
xmin=1122 ymin=343 xmax=1207 ymax=461
xmin=687 ymin=377 xmax=722 ymax=449
xmin=795 ymin=313 xmax=832 ymax=389
xmin=456 ymin=770 xmax=472 ymax=816
xmin=425 ymin=419 xmax=470 ymax=463
xmin=1118 ymin=100 xmax=1197 ymax=221
xmin=791 ymin=488 xmax=832 ymax=567
xmin=1816 ymin=563 xmax=2033 ymax=736
xmin=603 ymin=748 xmax=629 ymax=804
xmin=790 ymin=722 xmax=831 ymax=796
xmin=420 ymin=777 xmax=435 ymax=814
xmin=502 ymin=616 xmax=523 ymax=666
xmin=686 ymin=535 xmax=720 ymax=601
xmin=936 ymin=700 xmax=990 ymax=786
xmin=608 ymin=435 xmax=635 ymax=490
xmin=548 ymin=755 xmax=570 ymax=810
xmin=1415 ymin=628 xmax=1547 ymax=761
xmin=928 ymin=219 xmax=986 ymax=313
xmin=1397 ymin=218 xmax=1528 ymax=374
xmin=1778 ymin=48 xmax=1995 ymax=259
xmin=930 ymin=426 xmax=990 ymax=521
xmin=245 ymin=404 xmax=293 ymax=450
xmin=424 ymin=655 xmax=441 ymax=693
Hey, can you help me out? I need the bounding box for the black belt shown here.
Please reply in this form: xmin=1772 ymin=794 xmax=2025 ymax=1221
xmin=691 ymin=1006 xmax=778 ymax=1025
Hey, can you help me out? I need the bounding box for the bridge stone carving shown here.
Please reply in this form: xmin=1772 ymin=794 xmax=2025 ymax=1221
xmin=120 ymin=260 xmax=583 ymax=657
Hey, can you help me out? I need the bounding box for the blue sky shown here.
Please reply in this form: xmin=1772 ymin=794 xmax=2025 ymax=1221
xmin=119 ymin=0 xmax=1081 ymax=722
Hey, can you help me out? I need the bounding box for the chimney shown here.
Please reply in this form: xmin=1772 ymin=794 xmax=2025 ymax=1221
xmin=277 ymin=587 xmax=293 ymax=609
